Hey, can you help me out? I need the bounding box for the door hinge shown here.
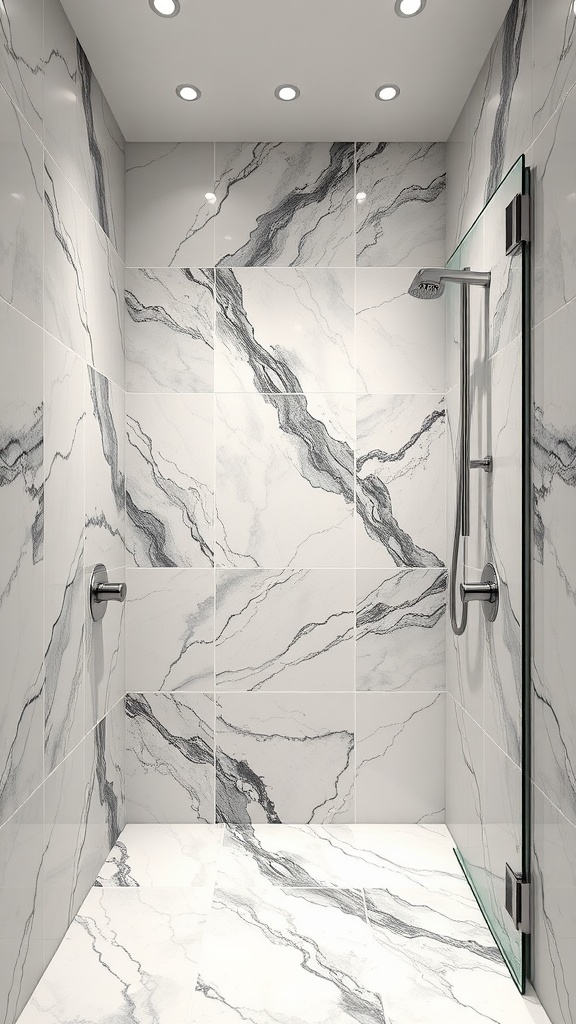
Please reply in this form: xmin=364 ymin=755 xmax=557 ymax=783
xmin=505 ymin=864 xmax=531 ymax=933
xmin=505 ymin=193 xmax=530 ymax=254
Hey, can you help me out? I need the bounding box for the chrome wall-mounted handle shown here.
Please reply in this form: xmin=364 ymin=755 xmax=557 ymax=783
xmin=90 ymin=563 xmax=127 ymax=622
xmin=460 ymin=562 xmax=499 ymax=623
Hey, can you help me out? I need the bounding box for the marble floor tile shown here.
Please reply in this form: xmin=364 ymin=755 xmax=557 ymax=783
xmin=0 ymin=87 xmax=43 ymax=325
xmin=215 ymin=392 xmax=354 ymax=568
xmin=189 ymin=883 xmax=381 ymax=1024
xmin=126 ymin=393 xmax=214 ymax=568
xmin=215 ymin=568 xmax=354 ymax=692
xmin=126 ymin=568 xmax=215 ymax=693
xmin=126 ymin=693 xmax=215 ymax=824
xmin=215 ymin=267 xmax=355 ymax=393
xmin=356 ymin=394 xmax=446 ymax=568
xmin=355 ymin=143 xmax=446 ymax=268
xmin=125 ymin=142 xmax=215 ymax=267
xmin=355 ymin=268 xmax=446 ymax=395
xmin=214 ymin=142 xmax=355 ymax=268
xmin=18 ymin=887 xmax=211 ymax=1024
xmin=356 ymin=693 xmax=445 ymax=824
xmin=356 ymin=568 xmax=446 ymax=692
xmin=216 ymin=693 xmax=354 ymax=824
xmin=125 ymin=268 xmax=215 ymax=394
xmin=97 ymin=823 xmax=224 ymax=887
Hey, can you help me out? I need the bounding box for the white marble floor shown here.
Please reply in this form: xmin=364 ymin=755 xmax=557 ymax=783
xmin=16 ymin=824 xmax=551 ymax=1024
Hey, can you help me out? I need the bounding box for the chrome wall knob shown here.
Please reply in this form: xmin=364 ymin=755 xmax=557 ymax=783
xmin=90 ymin=564 xmax=127 ymax=621
xmin=459 ymin=562 xmax=500 ymax=623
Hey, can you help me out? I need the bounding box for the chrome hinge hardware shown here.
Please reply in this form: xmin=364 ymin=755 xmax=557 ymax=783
xmin=505 ymin=864 xmax=531 ymax=933
xmin=505 ymin=193 xmax=530 ymax=255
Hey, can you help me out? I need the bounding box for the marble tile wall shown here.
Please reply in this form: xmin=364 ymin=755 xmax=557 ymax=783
xmin=124 ymin=140 xmax=448 ymax=827
xmin=0 ymin=2 xmax=126 ymax=1022
xmin=445 ymin=2 xmax=576 ymax=1021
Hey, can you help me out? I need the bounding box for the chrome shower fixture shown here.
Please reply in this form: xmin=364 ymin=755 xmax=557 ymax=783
xmin=408 ymin=267 xmax=492 ymax=300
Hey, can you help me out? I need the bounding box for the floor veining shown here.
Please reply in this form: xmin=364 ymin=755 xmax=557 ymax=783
xmin=16 ymin=824 xmax=550 ymax=1024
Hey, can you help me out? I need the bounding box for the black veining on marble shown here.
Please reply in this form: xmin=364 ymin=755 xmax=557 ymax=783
xmin=44 ymin=540 xmax=84 ymax=772
xmin=125 ymin=269 xmax=214 ymax=352
xmin=77 ymin=44 xmax=109 ymax=239
xmin=0 ymin=4 xmax=43 ymax=125
xmin=126 ymin=693 xmax=214 ymax=771
xmin=95 ymin=840 xmax=137 ymax=887
xmin=357 ymin=568 xmax=447 ymax=638
xmin=92 ymin=714 xmax=121 ymax=850
xmin=87 ymin=366 xmax=125 ymax=544
xmin=485 ymin=0 xmax=527 ymax=201
xmin=357 ymin=408 xmax=445 ymax=567
xmin=216 ymin=143 xmax=354 ymax=267
xmin=126 ymin=414 xmax=214 ymax=568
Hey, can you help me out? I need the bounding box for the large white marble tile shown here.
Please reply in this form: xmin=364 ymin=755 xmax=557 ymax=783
xmin=84 ymin=215 xmax=125 ymax=389
xmin=125 ymin=142 xmax=215 ymax=267
xmin=446 ymin=105 xmax=468 ymax=258
xmin=484 ymin=336 xmax=523 ymax=765
xmin=214 ymin=142 xmax=354 ymax=268
xmin=125 ymin=268 xmax=215 ymax=394
xmin=126 ymin=693 xmax=215 ymax=824
xmin=533 ymin=301 xmax=576 ymax=824
xmin=356 ymin=268 xmax=446 ymax=395
xmin=43 ymin=154 xmax=89 ymax=359
xmin=445 ymin=696 xmax=485 ymax=901
xmin=0 ymin=300 xmax=43 ymax=826
xmin=84 ymin=702 xmax=126 ymax=885
xmin=126 ymin=568 xmax=214 ymax=693
xmin=217 ymin=823 xmax=466 ymax=899
xmin=454 ymin=57 xmax=490 ymax=245
xmin=19 ymin=886 xmax=210 ymax=1024
xmin=364 ymin=882 xmax=538 ymax=1024
xmin=215 ymin=392 xmax=354 ymax=568
xmin=0 ymin=87 xmax=43 ymax=325
xmin=43 ymin=739 xmax=93 ymax=964
xmin=97 ymin=823 xmax=223 ymax=887
xmin=215 ymin=267 xmax=354 ymax=393
xmin=532 ymin=786 xmax=576 ymax=1024
xmin=533 ymin=0 xmax=576 ymax=138
xmin=216 ymin=693 xmax=354 ymax=824
xmin=189 ymin=883 xmax=379 ymax=1024
xmin=356 ymin=693 xmax=445 ymax=824
xmin=0 ymin=789 xmax=44 ymax=1024
xmin=356 ymin=394 xmax=446 ymax=568
xmin=356 ymin=568 xmax=446 ymax=692
xmin=76 ymin=45 xmax=125 ymax=257
xmin=126 ymin=393 xmax=214 ymax=568
xmin=482 ymin=734 xmax=523 ymax=976
xmin=355 ymin=143 xmax=446 ymax=268
xmin=0 ymin=0 xmax=43 ymax=136
xmin=43 ymin=335 xmax=85 ymax=775
xmin=215 ymin=568 xmax=354 ymax=692
xmin=533 ymin=81 xmax=576 ymax=325
xmin=42 ymin=0 xmax=78 ymax=184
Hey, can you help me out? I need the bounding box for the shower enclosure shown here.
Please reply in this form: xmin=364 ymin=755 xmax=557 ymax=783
xmin=411 ymin=156 xmax=531 ymax=990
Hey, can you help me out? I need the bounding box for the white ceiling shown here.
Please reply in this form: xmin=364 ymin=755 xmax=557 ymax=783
xmin=61 ymin=0 xmax=512 ymax=143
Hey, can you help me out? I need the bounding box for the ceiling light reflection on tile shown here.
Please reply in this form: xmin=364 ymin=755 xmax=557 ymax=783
xmin=205 ymin=192 xmax=217 ymax=204
xmin=356 ymin=191 xmax=367 ymax=204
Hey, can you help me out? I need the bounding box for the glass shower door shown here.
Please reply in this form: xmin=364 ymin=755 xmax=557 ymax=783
xmin=445 ymin=156 xmax=530 ymax=989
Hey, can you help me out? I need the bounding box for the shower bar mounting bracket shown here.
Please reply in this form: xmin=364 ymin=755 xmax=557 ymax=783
xmin=505 ymin=193 xmax=530 ymax=255
xmin=470 ymin=457 xmax=492 ymax=472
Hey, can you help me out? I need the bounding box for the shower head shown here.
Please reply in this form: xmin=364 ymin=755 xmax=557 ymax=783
xmin=408 ymin=267 xmax=491 ymax=300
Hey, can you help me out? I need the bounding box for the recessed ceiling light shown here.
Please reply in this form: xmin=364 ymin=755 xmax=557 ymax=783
xmin=376 ymin=84 xmax=400 ymax=101
xmin=149 ymin=0 xmax=180 ymax=16
xmin=395 ymin=0 xmax=426 ymax=16
xmin=176 ymin=84 xmax=201 ymax=101
xmin=274 ymin=84 xmax=300 ymax=101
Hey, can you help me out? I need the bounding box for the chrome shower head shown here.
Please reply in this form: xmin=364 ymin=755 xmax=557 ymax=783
xmin=408 ymin=267 xmax=491 ymax=300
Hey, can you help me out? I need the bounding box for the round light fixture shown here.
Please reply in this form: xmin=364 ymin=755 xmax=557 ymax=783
xmin=376 ymin=84 xmax=400 ymax=101
xmin=274 ymin=84 xmax=300 ymax=101
xmin=149 ymin=0 xmax=180 ymax=16
xmin=176 ymin=84 xmax=201 ymax=101
xmin=395 ymin=0 xmax=426 ymax=16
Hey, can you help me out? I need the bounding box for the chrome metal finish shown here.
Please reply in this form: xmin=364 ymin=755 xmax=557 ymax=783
xmin=90 ymin=563 xmax=127 ymax=622
xmin=471 ymin=457 xmax=493 ymax=472
xmin=505 ymin=864 xmax=531 ymax=933
xmin=409 ymin=265 xmax=492 ymax=635
xmin=460 ymin=562 xmax=500 ymax=622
